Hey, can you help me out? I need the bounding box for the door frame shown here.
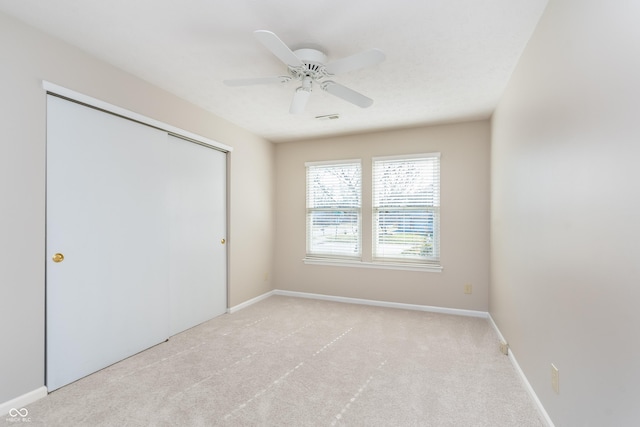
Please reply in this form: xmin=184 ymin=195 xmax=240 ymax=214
xmin=43 ymin=82 xmax=232 ymax=153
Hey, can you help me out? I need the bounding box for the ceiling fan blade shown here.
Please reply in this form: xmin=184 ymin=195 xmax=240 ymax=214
xmin=324 ymin=48 xmax=386 ymax=75
xmin=254 ymin=30 xmax=303 ymax=68
xmin=289 ymin=88 xmax=311 ymax=114
xmin=223 ymin=76 xmax=290 ymax=86
xmin=322 ymin=81 xmax=374 ymax=108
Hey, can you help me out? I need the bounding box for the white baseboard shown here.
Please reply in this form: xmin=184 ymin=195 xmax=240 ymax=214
xmin=228 ymin=290 xmax=275 ymax=314
xmin=488 ymin=314 xmax=555 ymax=427
xmin=273 ymin=289 xmax=489 ymax=318
xmin=0 ymin=386 xmax=47 ymax=417
xmin=228 ymin=289 xmax=489 ymax=319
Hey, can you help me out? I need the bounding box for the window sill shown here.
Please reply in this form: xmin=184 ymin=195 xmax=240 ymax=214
xmin=303 ymin=258 xmax=443 ymax=273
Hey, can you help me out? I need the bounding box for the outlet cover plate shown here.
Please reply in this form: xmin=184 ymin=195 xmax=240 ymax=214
xmin=551 ymin=363 xmax=559 ymax=394
xmin=499 ymin=342 xmax=509 ymax=355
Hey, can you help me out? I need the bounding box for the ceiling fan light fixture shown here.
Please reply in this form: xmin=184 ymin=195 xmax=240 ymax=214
xmin=289 ymin=85 xmax=311 ymax=114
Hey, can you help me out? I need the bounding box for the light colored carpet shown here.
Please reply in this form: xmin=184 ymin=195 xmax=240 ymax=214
xmin=15 ymin=296 xmax=545 ymax=426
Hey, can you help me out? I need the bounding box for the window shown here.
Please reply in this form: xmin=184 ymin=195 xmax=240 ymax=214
xmin=305 ymin=154 xmax=441 ymax=271
xmin=372 ymin=154 xmax=440 ymax=265
xmin=306 ymin=160 xmax=361 ymax=260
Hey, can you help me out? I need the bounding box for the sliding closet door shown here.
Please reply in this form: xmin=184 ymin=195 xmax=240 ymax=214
xmin=168 ymin=135 xmax=227 ymax=335
xmin=46 ymin=96 xmax=170 ymax=391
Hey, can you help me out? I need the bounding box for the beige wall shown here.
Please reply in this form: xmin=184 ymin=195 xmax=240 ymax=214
xmin=491 ymin=0 xmax=640 ymax=425
xmin=0 ymin=12 xmax=274 ymax=404
xmin=275 ymin=121 xmax=490 ymax=311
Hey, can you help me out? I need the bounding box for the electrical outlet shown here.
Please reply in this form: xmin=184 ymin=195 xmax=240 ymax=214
xmin=263 ymin=272 xmax=269 ymax=281
xmin=464 ymin=284 xmax=472 ymax=294
xmin=499 ymin=342 xmax=509 ymax=355
xmin=551 ymin=364 xmax=559 ymax=394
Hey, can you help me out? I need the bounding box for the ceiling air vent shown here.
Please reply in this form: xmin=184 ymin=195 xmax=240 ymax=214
xmin=315 ymin=114 xmax=340 ymax=121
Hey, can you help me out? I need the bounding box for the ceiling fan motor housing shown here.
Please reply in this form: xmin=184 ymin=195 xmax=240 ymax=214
xmin=289 ymin=48 xmax=329 ymax=81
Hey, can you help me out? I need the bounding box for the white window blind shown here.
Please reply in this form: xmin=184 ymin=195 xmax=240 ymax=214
xmin=306 ymin=160 xmax=361 ymax=259
xmin=372 ymin=154 xmax=440 ymax=264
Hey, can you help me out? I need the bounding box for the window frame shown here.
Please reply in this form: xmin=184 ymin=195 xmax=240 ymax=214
xmin=371 ymin=153 xmax=441 ymax=268
xmin=303 ymin=154 xmax=442 ymax=273
xmin=305 ymin=159 xmax=362 ymax=261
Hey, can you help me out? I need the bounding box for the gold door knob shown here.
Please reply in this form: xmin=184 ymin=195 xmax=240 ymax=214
xmin=220 ymin=238 xmax=226 ymax=244
xmin=52 ymin=253 xmax=65 ymax=263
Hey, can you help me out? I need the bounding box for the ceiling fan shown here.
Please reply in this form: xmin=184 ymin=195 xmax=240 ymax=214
xmin=223 ymin=30 xmax=385 ymax=114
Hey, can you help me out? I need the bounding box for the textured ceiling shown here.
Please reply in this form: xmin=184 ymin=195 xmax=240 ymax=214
xmin=0 ymin=0 xmax=548 ymax=142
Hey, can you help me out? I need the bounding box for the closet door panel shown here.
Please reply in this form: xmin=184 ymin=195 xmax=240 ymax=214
xmin=168 ymin=135 xmax=227 ymax=335
xmin=46 ymin=96 xmax=170 ymax=391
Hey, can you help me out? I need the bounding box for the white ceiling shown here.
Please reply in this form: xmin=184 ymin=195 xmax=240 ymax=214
xmin=0 ymin=0 xmax=548 ymax=142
